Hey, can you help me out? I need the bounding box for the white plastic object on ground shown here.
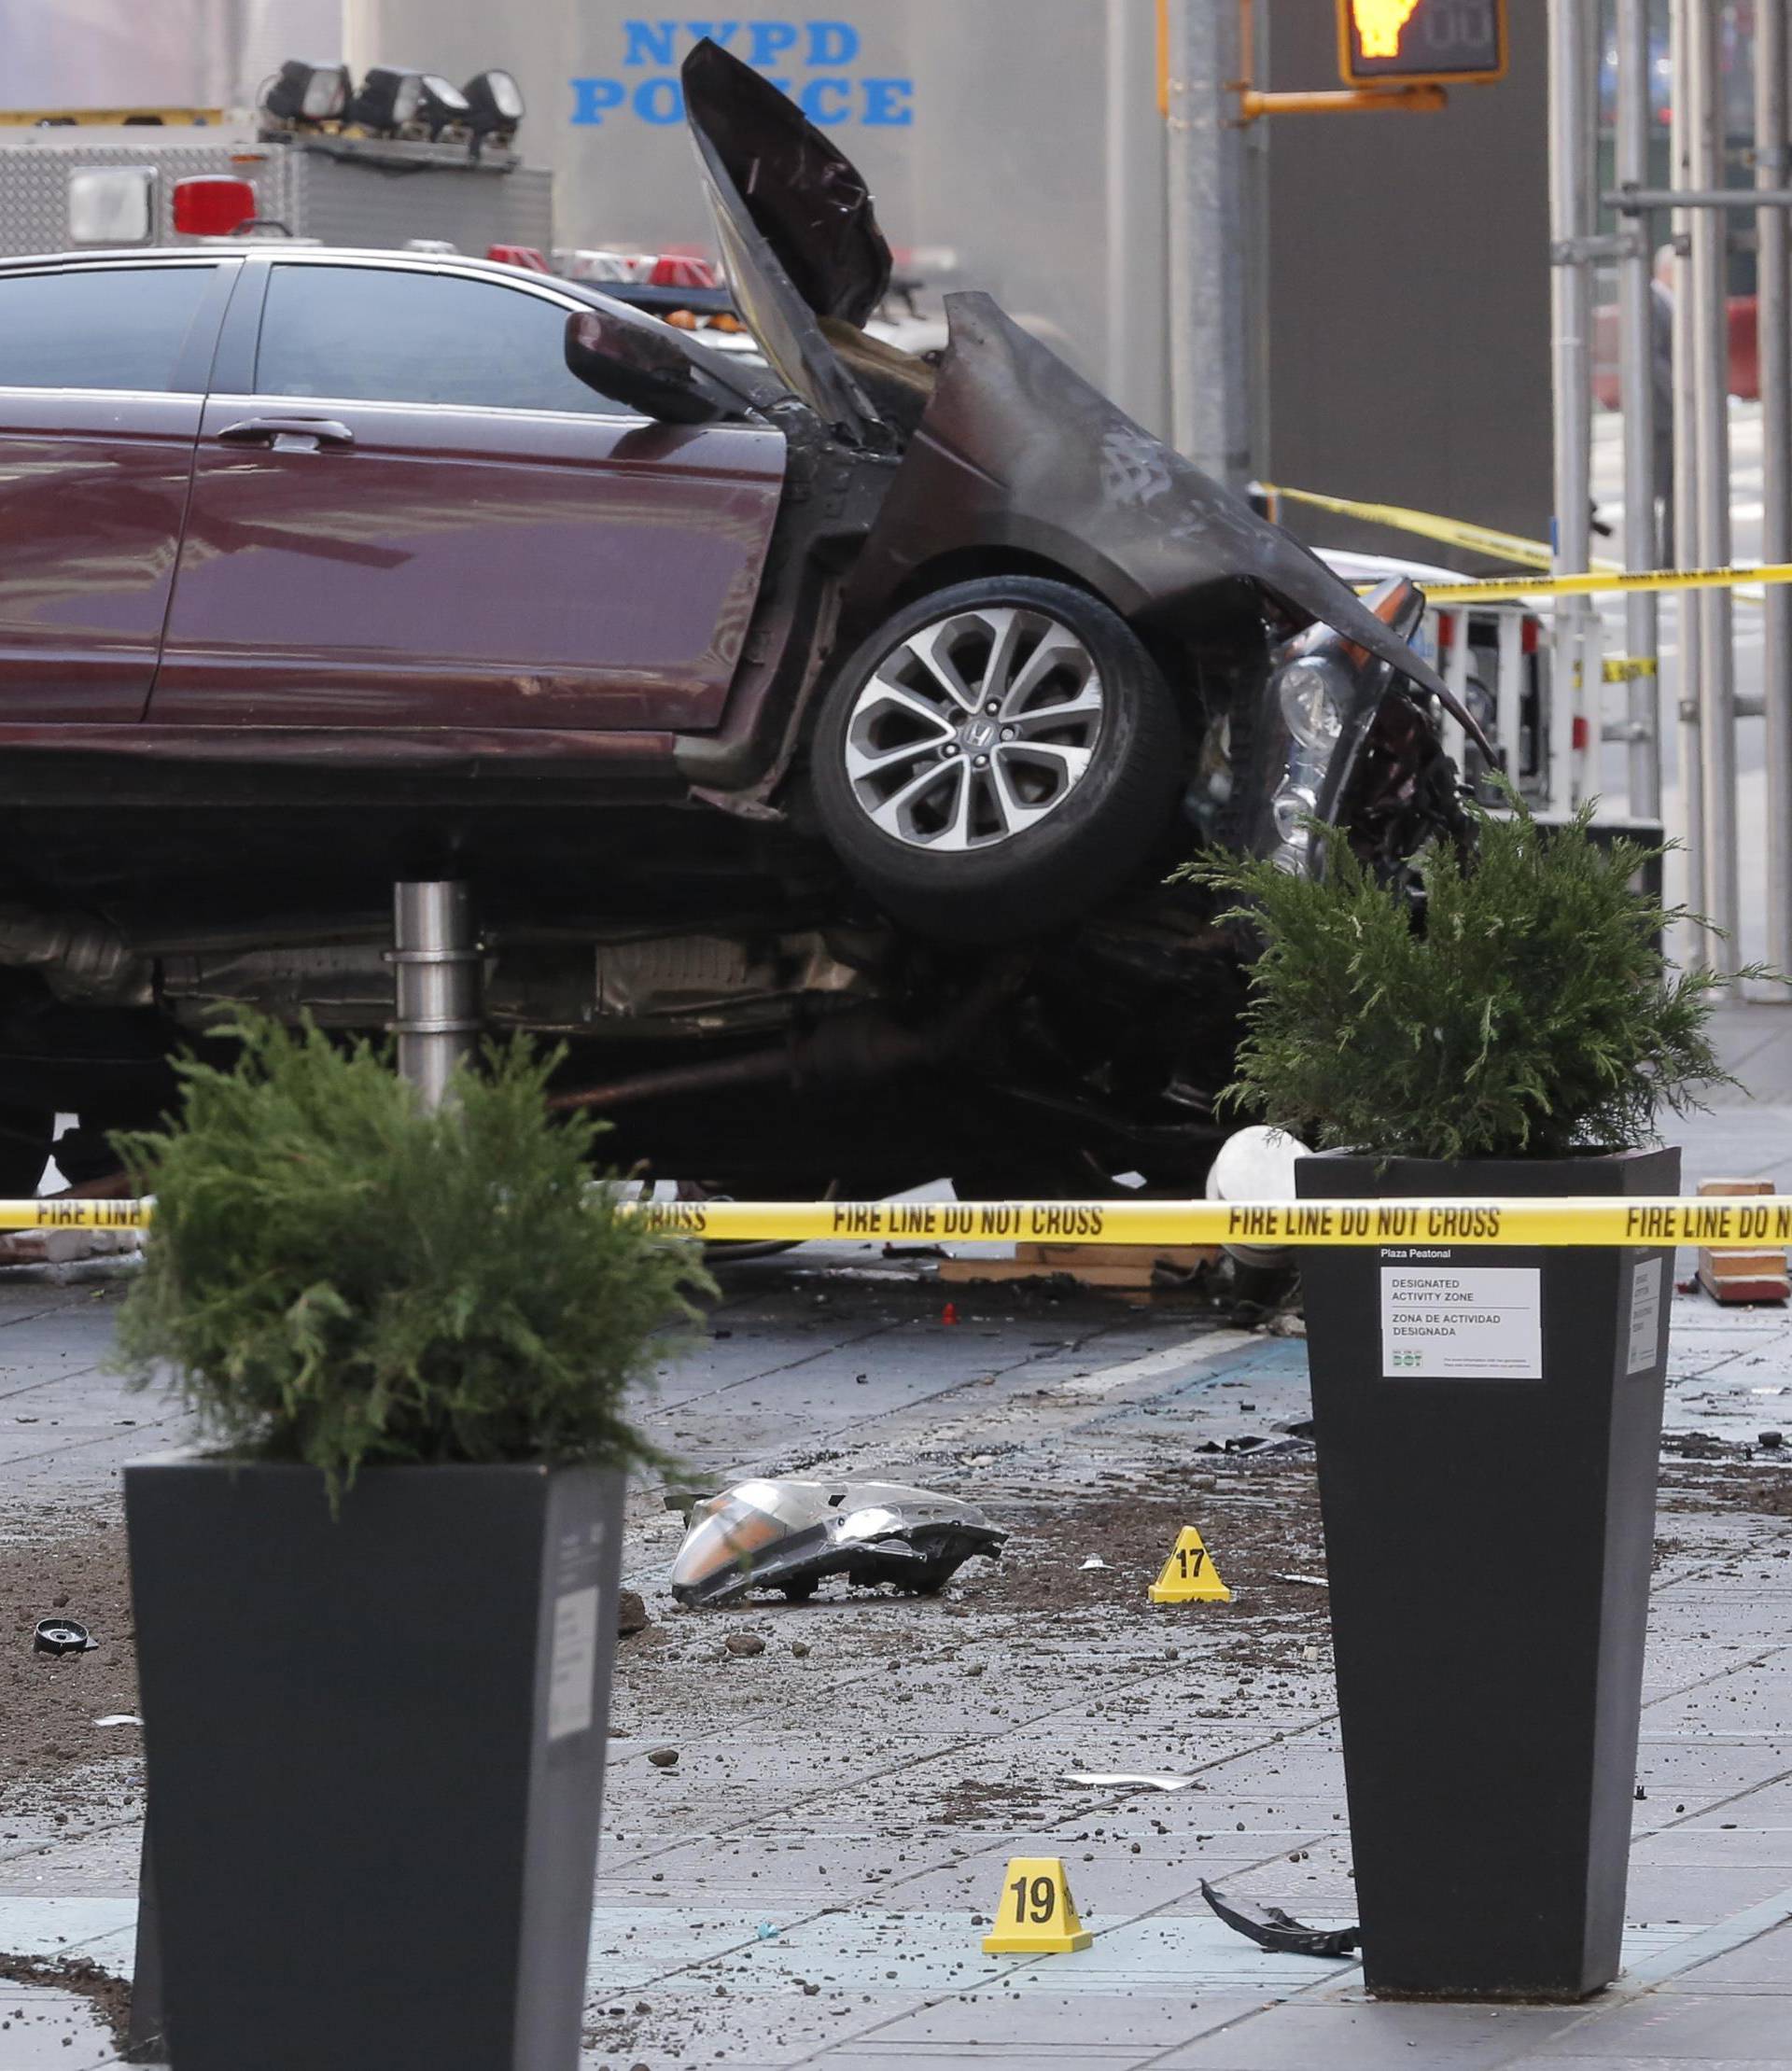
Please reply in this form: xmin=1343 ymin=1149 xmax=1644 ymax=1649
xmin=1205 ymin=1125 xmax=1313 ymax=1266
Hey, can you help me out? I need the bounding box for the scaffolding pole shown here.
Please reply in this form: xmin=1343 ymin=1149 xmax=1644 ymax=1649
xmin=1688 ymin=0 xmax=1739 ymax=968
xmin=1547 ymin=0 xmax=1595 ymax=809
xmin=1616 ymin=0 xmax=1661 ymax=821
xmin=1760 ymin=0 xmax=1792 ymax=983
xmin=1671 ymin=0 xmax=1708 ymax=952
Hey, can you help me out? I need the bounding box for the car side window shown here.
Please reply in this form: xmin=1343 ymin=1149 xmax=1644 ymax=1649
xmin=256 ymin=265 xmax=635 ymax=415
xmin=0 ymin=265 xmax=215 ymax=391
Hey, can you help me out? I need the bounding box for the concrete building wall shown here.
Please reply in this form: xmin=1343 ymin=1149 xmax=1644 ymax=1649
xmin=1261 ymin=7 xmax=1552 ymax=566
xmin=0 ymin=0 xmax=341 ymax=110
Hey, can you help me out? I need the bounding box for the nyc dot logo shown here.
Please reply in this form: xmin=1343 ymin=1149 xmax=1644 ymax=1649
xmin=570 ymin=19 xmax=915 ymax=129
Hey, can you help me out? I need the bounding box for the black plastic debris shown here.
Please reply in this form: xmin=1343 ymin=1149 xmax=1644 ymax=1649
xmin=1760 ymin=1430 xmax=1784 ymax=1448
xmin=1199 ymin=1879 xmax=1359 ymax=1959
xmin=34 ymin=1617 xmax=97 ymax=1657
xmin=1197 ymin=1433 xmax=1313 ymax=1457
xmin=670 ymin=1478 xmax=1005 ymax=1608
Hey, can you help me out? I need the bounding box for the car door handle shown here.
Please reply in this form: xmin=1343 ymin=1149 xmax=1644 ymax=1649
xmin=216 ymin=416 xmax=356 ymax=451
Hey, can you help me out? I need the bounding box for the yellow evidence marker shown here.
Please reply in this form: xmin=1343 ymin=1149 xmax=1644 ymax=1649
xmin=981 ymin=1855 xmax=1093 ymax=1954
xmin=1148 ymin=1525 xmax=1233 ymax=1603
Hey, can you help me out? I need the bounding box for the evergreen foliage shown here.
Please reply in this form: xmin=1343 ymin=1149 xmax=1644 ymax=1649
xmin=111 ymin=1017 xmax=708 ymax=1494
xmin=1179 ymin=797 xmax=1748 ymax=1161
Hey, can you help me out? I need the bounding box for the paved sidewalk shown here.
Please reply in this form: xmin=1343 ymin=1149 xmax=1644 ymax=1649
xmin=2 ymin=1015 xmax=1792 ymax=2067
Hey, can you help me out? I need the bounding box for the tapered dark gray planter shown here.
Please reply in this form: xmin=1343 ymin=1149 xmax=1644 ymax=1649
xmin=124 ymin=1457 xmax=624 ymax=2070
xmin=1295 ymin=1146 xmax=1678 ymax=2002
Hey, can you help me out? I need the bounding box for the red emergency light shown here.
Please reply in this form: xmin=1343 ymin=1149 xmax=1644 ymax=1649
xmin=647 ymin=253 xmax=719 ymax=288
xmin=172 ymin=175 xmax=257 ymax=238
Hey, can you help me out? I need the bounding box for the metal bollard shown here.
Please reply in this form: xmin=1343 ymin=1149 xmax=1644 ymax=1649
xmin=387 ymin=882 xmax=482 ymax=1112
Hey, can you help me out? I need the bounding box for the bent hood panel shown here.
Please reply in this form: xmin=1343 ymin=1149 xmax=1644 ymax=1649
xmin=681 ymin=38 xmax=889 ymax=441
xmin=851 ymin=293 xmax=1480 ymax=731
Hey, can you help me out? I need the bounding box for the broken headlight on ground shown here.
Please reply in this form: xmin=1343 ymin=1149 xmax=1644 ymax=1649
xmin=670 ymin=1478 xmax=1005 ymax=1607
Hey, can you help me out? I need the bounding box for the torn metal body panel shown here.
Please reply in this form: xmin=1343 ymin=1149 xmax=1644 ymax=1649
xmin=1199 ymin=1881 xmax=1360 ymax=1960
xmin=844 ymin=291 xmax=1487 ymax=757
xmin=670 ymin=1479 xmax=1005 ymax=1607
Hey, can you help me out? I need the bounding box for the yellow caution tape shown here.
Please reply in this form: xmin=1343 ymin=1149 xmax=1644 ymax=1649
xmin=1419 ymin=562 xmax=1792 ymax=604
xmin=1263 ymin=484 xmax=1553 ymax=567
xmin=17 ymin=1196 xmax=1781 ymax=1248
xmin=1603 ymin=655 xmax=1658 ymax=682
xmin=1256 ymin=482 xmax=1766 ymax=610
xmin=1259 ymin=483 xmax=1622 ymax=576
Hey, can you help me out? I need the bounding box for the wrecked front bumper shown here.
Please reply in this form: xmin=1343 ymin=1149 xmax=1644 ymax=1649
xmin=670 ymin=1478 xmax=1006 ymax=1607
xmin=1225 ymin=577 xmax=1443 ymax=874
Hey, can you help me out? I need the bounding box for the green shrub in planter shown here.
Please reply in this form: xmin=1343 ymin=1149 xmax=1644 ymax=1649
xmin=113 ymin=1014 xmax=707 ymax=1494
xmin=1179 ymin=795 xmax=1744 ymax=1159
xmin=114 ymin=1016 xmax=710 ymax=2071
xmin=1179 ymin=797 xmax=1759 ymax=2003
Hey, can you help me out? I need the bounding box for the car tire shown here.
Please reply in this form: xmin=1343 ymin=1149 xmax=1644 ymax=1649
xmin=810 ymin=577 xmax=1183 ymax=942
xmin=0 ymin=1105 xmax=53 ymax=1199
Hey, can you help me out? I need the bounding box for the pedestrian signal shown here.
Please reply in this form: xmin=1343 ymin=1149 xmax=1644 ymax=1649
xmin=1337 ymin=0 xmax=1508 ymax=88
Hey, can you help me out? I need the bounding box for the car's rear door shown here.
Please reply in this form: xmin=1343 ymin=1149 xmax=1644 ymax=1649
xmin=151 ymin=256 xmax=787 ymax=734
xmin=0 ymin=258 xmax=232 ymax=721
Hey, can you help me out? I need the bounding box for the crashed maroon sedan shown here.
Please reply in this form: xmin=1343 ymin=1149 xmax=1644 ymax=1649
xmin=0 ymin=41 xmax=1480 ymax=1199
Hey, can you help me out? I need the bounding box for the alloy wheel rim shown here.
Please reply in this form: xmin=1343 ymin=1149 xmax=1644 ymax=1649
xmin=841 ymin=606 xmax=1105 ymax=851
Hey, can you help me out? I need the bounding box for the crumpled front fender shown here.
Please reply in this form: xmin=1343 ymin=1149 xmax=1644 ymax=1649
xmin=847 ymin=293 xmax=1487 ymax=752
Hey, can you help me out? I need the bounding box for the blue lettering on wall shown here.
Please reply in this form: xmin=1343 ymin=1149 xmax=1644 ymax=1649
xmin=570 ymin=77 xmax=627 ymax=120
xmin=570 ymin=18 xmax=913 ymax=127
xmin=634 ymin=77 xmax=685 ymax=121
xmin=798 ymin=77 xmax=850 ymax=124
xmin=622 ymin=21 xmax=677 ymax=65
xmin=807 ymin=21 xmax=858 ymax=64
xmin=860 ymin=76 xmax=912 ymax=125
xmin=747 ymin=21 xmax=799 ymax=64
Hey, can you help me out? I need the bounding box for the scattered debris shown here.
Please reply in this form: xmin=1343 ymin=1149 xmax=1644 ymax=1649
xmin=0 ymin=1228 xmax=141 ymax=1269
xmin=1694 ymin=1178 xmax=1790 ymax=1304
xmin=722 ymin=1631 xmax=766 ymax=1658
xmin=1761 ymin=1431 xmax=1785 ymax=1449
xmin=671 ymin=1478 xmax=1005 ymax=1608
xmin=0 ymin=1952 xmax=131 ymax=2052
xmin=1197 ymin=1433 xmax=1313 ymax=1457
xmin=1066 ymin=1771 xmax=1193 ymax=1792
xmin=1199 ymin=1880 xmax=1359 ymax=1959
xmin=33 ymin=1618 xmax=96 ymax=1657
xmin=648 ymin=1746 xmax=679 ymax=1768
xmin=92 ymin=1714 xmax=141 ymax=1728
xmin=941 ymin=1303 xmax=959 ymax=1326
xmin=617 ymin=1589 xmax=651 ymax=1637
xmin=939 ymin=1238 xmax=1220 ymax=1295
xmin=754 ymin=1922 xmax=779 ymax=1940
xmin=1078 ymin=1557 xmax=1111 ymax=1571
xmin=1271 ymin=1573 xmax=1329 ymax=1589
xmin=791 ymin=1640 xmax=811 ymax=1658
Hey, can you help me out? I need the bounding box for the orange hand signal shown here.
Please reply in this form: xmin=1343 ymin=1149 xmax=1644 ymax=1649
xmin=1353 ymin=0 xmax=1422 ymax=58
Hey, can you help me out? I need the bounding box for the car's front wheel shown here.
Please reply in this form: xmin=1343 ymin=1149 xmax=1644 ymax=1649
xmin=810 ymin=577 xmax=1182 ymax=942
